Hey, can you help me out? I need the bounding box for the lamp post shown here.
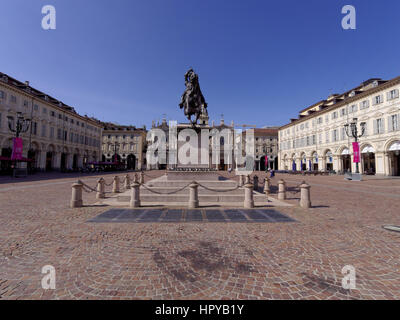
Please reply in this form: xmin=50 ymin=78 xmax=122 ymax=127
xmin=7 ymin=112 xmax=31 ymax=177
xmin=344 ymin=118 xmax=366 ymax=175
xmin=111 ymin=142 xmax=120 ymax=162
xmin=7 ymin=112 xmax=31 ymax=138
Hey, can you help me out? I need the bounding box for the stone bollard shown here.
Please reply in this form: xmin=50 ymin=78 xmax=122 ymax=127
xmin=245 ymin=175 xmax=250 ymax=185
xmin=238 ymin=175 xmax=244 ymax=187
xmin=188 ymin=181 xmax=199 ymax=208
xmin=264 ymin=177 xmax=271 ymax=195
xmin=253 ymin=175 xmax=259 ymax=191
xmin=300 ymin=182 xmax=312 ymax=208
xmin=112 ymin=176 xmax=120 ymax=193
xmin=96 ymin=178 xmax=105 ymax=199
xmin=140 ymin=171 xmax=145 ymax=184
xmin=130 ymin=182 xmax=141 ymax=208
xmin=277 ymin=179 xmax=287 ymax=200
xmin=70 ymin=180 xmax=83 ymax=208
xmin=124 ymin=174 xmax=131 ymax=190
xmin=244 ymin=183 xmax=254 ymax=208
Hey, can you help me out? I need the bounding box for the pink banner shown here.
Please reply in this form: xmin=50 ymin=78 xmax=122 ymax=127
xmin=11 ymin=137 xmax=23 ymax=161
xmin=264 ymin=155 xmax=268 ymax=167
xmin=352 ymin=142 xmax=360 ymax=163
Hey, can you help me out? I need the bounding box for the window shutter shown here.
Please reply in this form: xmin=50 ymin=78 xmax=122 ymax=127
xmin=381 ymin=119 xmax=385 ymax=133
xmin=373 ymin=120 xmax=377 ymax=135
xmin=387 ymin=92 xmax=391 ymax=100
xmin=388 ymin=116 xmax=393 ymax=132
xmin=398 ymin=114 xmax=400 ymax=131
xmin=396 ymin=89 xmax=399 ymax=99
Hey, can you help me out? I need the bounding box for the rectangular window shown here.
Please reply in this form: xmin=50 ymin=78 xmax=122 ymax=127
xmin=360 ymin=100 xmax=370 ymax=110
xmin=349 ymin=104 xmax=358 ymax=113
xmin=325 ymin=132 xmax=329 ymax=143
xmin=57 ymin=129 xmax=62 ymax=140
xmin=340 ymin=108 xmax=347 ymax=117
xmin=31 ymin=122 xmax=37 ymax=135
xmin=341 ymin=127 xmax=346 ymax=140
xmin=41 ymin=124 xmax=46 ymax=137
xmin=374 ymin=119 xmax=385 ymax=134
xmin=332 ymin=129 xmax=338 ymax=142
xmin=50 ymin=127 xmax=54 ymax=138
xmin=373 ymin=95 xmax=383 ymax=105
xmin=387 ymin=89 xmax=399 ymax=101
xmin=42 ymin=107 xmax=47 ymax=114
xmin=50 ymin=111 xmax=55 ymax=117
xmin=23 ymin=100 xmax=29 ymax=107
xmin=11 ymin=95 xmax=17 ymax=103
xmin=388 ymin=114 xmax=399 ymax=132
xmin=0 ymin=90 xmax=5 ymax=99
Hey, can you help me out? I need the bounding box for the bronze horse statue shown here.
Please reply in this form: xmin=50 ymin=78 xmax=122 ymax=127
xmin=179 ymin=69 xmax=207 ymax=125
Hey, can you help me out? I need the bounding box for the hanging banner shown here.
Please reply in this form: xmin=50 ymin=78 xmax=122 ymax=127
xmin=11 ymin=137 xmax=23 ymax=161
xmin=264 ymin=155 xmax=268 ymax=168
xmin=352 ymin=142 xmax=360 ymax=163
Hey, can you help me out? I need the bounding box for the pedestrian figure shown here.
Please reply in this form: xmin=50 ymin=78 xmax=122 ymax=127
xmin=270 ymin=169 xmax=275 ymax=178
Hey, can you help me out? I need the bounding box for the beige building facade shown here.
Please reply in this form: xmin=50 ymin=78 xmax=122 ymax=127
xmin=253 ymin=128 xmax=279 ymax=171
xmin=0 ymin=72 xmax=102 ymax=173
xmin=279 ymin=77 xmax=400 ymax=176
xmin=102 ymin=123 xmax=146 ymax=170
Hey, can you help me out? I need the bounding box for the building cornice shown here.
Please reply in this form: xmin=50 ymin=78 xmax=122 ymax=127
xmin=0 ymin=73 xmax=103 ymax=128
xmin=279 ymin=75 xmax=400 ymax=131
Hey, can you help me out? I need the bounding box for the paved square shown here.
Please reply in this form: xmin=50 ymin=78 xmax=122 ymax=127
xmin=1 ymin=171 xmax=400 ymax=300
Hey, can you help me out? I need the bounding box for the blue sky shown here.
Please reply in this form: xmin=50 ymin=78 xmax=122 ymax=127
xmin=1 ymin=0 xmax=399 ymax=128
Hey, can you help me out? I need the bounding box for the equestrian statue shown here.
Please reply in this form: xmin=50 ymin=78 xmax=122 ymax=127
xmin=179 ymin=68 xmax=208 ymax=125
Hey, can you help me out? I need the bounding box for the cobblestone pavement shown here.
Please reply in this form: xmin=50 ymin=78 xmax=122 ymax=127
xmin=0 ymin=170 xmax=400 ymax=300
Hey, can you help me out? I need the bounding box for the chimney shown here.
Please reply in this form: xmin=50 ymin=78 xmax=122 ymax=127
xmin=25 ymin=81 xmax=30 ymax=86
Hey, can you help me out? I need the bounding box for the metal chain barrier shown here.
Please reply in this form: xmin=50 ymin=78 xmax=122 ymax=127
xmin=140 ymin=182 xmax=192 ymax=195
xmin=81 ymin=182 xmax=97 ymax=193
xmin=142 ymin=171 xmax=160 ymax=179
xmin=197 ymin=183 xmax=240 ymax=193
xmin=103 ymin=180 xmax=114 ymax=187
xmin=287 ymin=182 xmax=304 ymax=194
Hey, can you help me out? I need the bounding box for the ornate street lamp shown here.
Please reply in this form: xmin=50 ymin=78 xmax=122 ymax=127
xmin=7 ymin=112 xmax=31 ymax=177
xmin=344 ymin=117 xmax=366 ymax=175
xmin=7 ymin=112 xmax=31 ymax=138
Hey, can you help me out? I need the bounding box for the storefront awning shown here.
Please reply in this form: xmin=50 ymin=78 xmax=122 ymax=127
xmin=389 ymin=141 xmax=400 ymax=151
xmin=361 ymin=146 xmax=375 ymax=154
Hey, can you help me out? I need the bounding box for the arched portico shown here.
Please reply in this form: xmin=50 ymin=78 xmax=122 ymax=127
xmin=385 ymin=139 xmax=400 ymax=176
xmin=360 ymin=143 xmax=376 ymax=175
